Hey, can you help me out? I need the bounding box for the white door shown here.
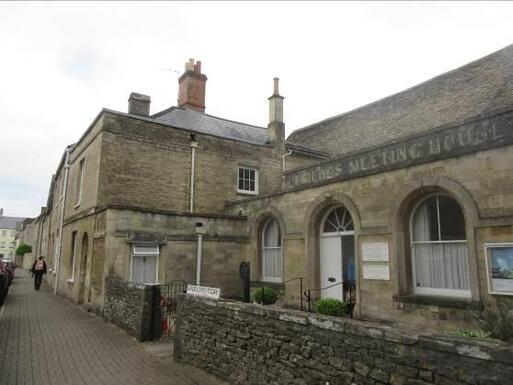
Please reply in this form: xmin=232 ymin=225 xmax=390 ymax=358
xmin=320 ymin=235 xmax=343 ymax=300
xmin=319 ymin=207 xmax=355 ymax=301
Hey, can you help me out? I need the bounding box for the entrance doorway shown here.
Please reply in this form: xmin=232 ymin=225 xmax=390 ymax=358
xmin=319 ymin=207 xmax=356 ymax=301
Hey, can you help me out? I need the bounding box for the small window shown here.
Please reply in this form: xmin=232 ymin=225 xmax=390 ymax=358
xmin=131 ymin=244 xmax=159 ymax=283
xmin=74 ymin=158 xmax=85 ymax=206
xmin=0 ymin=242 xmax=5 ymax=248
xmin=11 ymin=230 xmax=16 ymax=237
xmin=9 ymin=243 xmax=15 ymax=249
xmin=1 ymin=230 xmax=6 ymax=236
xmin=237 ymin=167 xmax=258 ymax=194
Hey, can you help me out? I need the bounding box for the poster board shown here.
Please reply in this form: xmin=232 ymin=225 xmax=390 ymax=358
xmin=484 ymin=243 xmax=513 ymax=296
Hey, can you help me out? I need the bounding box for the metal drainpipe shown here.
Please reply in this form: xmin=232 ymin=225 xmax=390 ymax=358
xmin=282 ymin=149 xmax=292 ymax=173
xmin=190 ymin=140 xmax=197 ymax=212
xmin=54 ymin=147 xmax=71 ymax=294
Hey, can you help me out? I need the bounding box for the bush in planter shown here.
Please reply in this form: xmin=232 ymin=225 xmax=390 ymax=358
xmin=315 ymin=298 xmax=349 ymax=317
xmin=253 ymin=286 xmax=278 ymax=305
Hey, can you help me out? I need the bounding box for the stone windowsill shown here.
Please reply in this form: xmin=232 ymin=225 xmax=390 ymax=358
xmin=393 ymin=294 xmax=483 ymax=310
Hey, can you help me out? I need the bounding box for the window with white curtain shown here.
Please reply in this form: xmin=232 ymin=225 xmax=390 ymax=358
xmin=131 ymin=244 xmax=159 ymax=283
xmin=262 ymin=218 xmax=282 ymax=282
xmin=411 ymin=194 xmax=470 ymax=297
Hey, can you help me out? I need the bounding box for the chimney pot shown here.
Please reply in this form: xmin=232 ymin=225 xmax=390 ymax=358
xmin=128 ymin=92 xmax=151 ymax=116
xmin=273 ymin=77 xmax=280 ymax=95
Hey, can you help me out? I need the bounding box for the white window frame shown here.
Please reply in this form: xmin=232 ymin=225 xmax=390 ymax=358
xmin=74 ymin=158 xmax=85 ymax=208
xmin=130 ymin=244 xmax=160 ymax=284
xmin=261 ymin=218 xmax=283 ymax=283
xmin=409 ymin=193 xmax=470 ymax=298
xmin=237 ymin=167 xmax=259 ymax=195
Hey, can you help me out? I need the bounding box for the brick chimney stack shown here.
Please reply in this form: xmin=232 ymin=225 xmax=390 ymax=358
xmin=178 ymin=59 xmax=207 ymax=112
xmin=128 ymin=92 xmax=151 ymax=116
xmin=268 ymin=77 xmax=285 ymax=146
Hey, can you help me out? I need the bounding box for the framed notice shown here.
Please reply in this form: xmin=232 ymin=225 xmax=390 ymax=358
xmin=362 ymin=242 xmax=389 ymax=262
xmin=362 ymin=264 xmax=390 ymax=280
xmin=484 ymin=243 xmax=513 ymax=296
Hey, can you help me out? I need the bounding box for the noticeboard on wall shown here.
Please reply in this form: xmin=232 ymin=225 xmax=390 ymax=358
xmin=484 ymin=243 xmax=513 ymax=296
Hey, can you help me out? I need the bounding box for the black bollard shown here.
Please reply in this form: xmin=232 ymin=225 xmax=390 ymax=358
xmin=239 ymin=261 xmax=250 ymax=303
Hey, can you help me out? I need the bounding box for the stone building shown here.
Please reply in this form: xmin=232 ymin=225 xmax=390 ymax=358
xmin=23 ymin=45 xmax=513 ymax=331
xmin=0 ymin=209 xmax=26 ymax=260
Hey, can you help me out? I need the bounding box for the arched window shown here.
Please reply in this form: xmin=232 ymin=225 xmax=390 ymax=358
xmin=411 ymin=194 xmax=470 ymax=297
xmin=262 ymin=218 xmax=282 ymax=282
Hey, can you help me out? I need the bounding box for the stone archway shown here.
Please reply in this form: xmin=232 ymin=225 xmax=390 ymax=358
xmin=303 ymin=192 xmax=361 ymax=313
xmin=389 ymin=176 xmax=480 ymax=301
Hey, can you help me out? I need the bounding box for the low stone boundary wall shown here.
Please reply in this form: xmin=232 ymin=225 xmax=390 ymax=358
xmin=103 ymin=276 xmax=161 ymax=341
xmin=174 ymin=294 xmax=513 ymax=385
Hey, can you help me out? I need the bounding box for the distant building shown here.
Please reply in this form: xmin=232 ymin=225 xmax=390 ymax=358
xmin=20 ymin=45 xmax=513 ymax=331
xmin=0 ymin=209 xmax=26 ymax=260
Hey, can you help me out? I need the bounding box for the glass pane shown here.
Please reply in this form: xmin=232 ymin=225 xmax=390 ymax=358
xmin=250 ymin=180 xmax=255 ymax=191
xmin=244 ymin=169 xmax=250 ymax=179
xmin=264 ymin=219 xmax=280 ymax=247
xmin=238 ymin=179 xmax=244 ymax=190
xmin=412 ymin=197 xmax=439 ymax=241
xmin=438 ymin=196 xmax=466 ymax=240
xmin=250 ymin=169 xmax=255 ymax=180
xmin=322 ymin=207 xmax=353 ymax=233
xmin=413 ymin=243 xmax=469 ymax=290
xmin=239 ymin=168 xmax=243 ymax=179
xmin=244 ymin=180 xmax=249 ymax=190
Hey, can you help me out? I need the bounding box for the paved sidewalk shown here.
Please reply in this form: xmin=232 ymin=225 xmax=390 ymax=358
xmin=0 ymin=270 xmax=228 ymax=385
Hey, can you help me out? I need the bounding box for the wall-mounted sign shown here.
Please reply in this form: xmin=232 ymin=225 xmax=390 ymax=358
xmin=186 ymin=284 xmax=221 ymax=299
xmin=363 ymin=264 xmax=390 ymax=280
xmin=362 ymin=242 xmax=389 ymax=262
xmin=484 ymin=243 xmax=513 ymax=296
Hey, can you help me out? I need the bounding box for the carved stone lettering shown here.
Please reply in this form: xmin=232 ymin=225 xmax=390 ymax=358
xmin=284 ymin=112 xmax=513 ymax=190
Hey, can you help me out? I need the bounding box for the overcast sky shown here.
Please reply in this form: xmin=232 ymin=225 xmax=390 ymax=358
xmin=1 ymin=1 xmax=512 ymax=218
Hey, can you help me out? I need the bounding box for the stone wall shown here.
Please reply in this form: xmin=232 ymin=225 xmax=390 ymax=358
xmin=103 ymin=276 xmax=161 ymax=341
xmin=98 ymin=112 xmax=284 ymax=214
xmin=174 ymin=295 xmax=513 ymax=385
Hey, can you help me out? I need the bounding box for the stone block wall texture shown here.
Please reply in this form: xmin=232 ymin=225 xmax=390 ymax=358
xmin=103 ymin=276 xmax=161 ymax=341
xmin=174 ymin=295 xmax=513 ymax=385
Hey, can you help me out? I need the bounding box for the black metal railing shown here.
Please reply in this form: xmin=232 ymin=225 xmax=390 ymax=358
xmin=304 ymin=280 xmax=356 ymax=318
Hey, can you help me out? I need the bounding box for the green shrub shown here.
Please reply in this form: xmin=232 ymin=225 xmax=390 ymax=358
xmin=15 ymin=243 xmax=32 ymax=256
xmin=456 ymin=329 xmax=490 ymax=339
xmin=253 ymin=287 xmax=278 ymax=305
xmin=476 ymin=300 xmax=513 ymax=342
xmin=314 ymin=298 xmax=349 ymax=317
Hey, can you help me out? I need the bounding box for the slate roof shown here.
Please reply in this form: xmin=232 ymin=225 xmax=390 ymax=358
xmin=151 ymin=107 xmax=271 ymax=145
xmin=0 ymin=216 xmax=26 ymax=230
xmin=287 ymin=44 xmax=513 ymax=156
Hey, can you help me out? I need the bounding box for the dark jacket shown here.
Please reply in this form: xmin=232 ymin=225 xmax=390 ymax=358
xmin=31 ymin=259 xmax=47 ymax=275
